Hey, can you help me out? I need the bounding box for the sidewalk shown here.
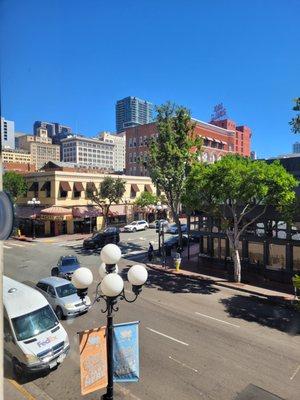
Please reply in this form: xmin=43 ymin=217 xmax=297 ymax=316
xmin=147 ymin=261 xmax=295 ymax=306
xmin=12 ymin=233 xmax=90 ymax=243
xmin=4 ymin=377 xmax=54 ymax=400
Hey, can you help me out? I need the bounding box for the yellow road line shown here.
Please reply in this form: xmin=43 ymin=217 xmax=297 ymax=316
xmin=7 ymin=378 xmax=36 ymax=400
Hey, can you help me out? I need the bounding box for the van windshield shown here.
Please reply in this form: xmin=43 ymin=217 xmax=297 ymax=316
xmin=12 ymin=305 xmax=58 ymax=341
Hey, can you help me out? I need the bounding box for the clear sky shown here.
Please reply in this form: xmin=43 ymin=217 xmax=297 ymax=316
xmin=1 ymin=0 xmax=299 ymax=158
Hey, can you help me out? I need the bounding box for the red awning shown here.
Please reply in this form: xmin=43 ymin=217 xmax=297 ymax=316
xmin=72 ymin=206 xmax=102 ymax=218
xmin=41 ymin=206 xmax=72 ymax=216
xmin=74 ymin=182 xmax=84 ymax=192
xmin=145 ymin=184 xmax=153 ymax=193
xmin=60 ymin=181 xmax=71 ymax=192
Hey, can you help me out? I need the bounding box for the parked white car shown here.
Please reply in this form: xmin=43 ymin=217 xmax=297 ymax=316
xmin=123 ymin=220 xmax=149 ymax=232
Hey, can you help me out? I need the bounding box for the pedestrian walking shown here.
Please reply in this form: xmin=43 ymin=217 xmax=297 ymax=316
xmin=148 ymin=242 xmax=154 ymax=262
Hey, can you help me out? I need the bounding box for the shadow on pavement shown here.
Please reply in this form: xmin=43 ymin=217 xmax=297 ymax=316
xmin=220 ymin=294 xmax=300 ymax=335
xmin=121 ymin=267 xmax=220 ymax=295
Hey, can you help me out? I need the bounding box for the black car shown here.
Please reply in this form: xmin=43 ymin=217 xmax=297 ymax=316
xmin=163 ymin=234 xmax=188 ymax=256
xmin=51 ymin=255 xmax=81 ymax=280
xmin=83 ymin=227 xmax=120 ymax=249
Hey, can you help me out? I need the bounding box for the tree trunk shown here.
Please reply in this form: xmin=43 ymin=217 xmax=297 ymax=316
xmin=173 ymin=212 xmax=183 ymax=251
xmin=232 ymin=248 xmax=241 ymax=283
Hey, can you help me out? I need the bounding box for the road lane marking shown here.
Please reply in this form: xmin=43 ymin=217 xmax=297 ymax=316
xmin=290 ymin=364 xmax=300 ymax=380
xmin=146 ymin=327 xmax=189 ymax=346
xmin=7 ymin=378 xmax=36 ymax=400
xmin=4 ymin=245 xmax=12 ymax=249
xmin=195 ymin=312 xmax=240 ymax=328
xmin=9 ymin=243 xmax=24 ymax=247
xmin=169 ymin=355 xmax=200 ymax=373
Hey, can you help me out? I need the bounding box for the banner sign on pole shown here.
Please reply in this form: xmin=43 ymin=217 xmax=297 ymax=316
xmin=78 ymin=327 xmax=108 ymax=395
xmin=113 ymin=321 xmax=140 ymax=382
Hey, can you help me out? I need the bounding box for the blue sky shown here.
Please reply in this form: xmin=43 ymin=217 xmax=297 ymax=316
xmin=1 ymin=0 xmax=299 ymax=158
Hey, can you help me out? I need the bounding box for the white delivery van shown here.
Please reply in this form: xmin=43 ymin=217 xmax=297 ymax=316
xmin=3 ymin=276 xmax=70 ymax=378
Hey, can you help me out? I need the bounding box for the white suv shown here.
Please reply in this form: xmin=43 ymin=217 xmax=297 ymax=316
xmin=123 ymin=220 xmax=149 ymax=232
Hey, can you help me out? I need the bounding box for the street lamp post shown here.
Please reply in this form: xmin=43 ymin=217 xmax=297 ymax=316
xmin=27 ymin=197 xmax=40 ymax=239
xmin=72 ymin=244 xmax=148 ymax=400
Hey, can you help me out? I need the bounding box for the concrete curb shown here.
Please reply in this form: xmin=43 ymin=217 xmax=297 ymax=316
xmin=146 ymin=263 xmax=295 ymax=308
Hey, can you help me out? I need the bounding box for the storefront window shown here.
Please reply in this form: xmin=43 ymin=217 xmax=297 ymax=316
xmin=248 ymin=242 xmax=264 ymax=265
xmin=202 ymin=236 xmax=208 ymax=253
xmin=268 ymin=244 xmax=285 ymax=270
xmin=292 ymin=246 xmax=300 ymax=271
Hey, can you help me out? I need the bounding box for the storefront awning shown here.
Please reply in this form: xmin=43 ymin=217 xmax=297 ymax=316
xmin=41 ymin=206 xmax=72 ymax=216
xmin=28 ymin=182 xmax=38 ymax=191
xmin=206 ymin=137 xmax=213 ymax=141
xmin=73 ymin=206 xmax=102 ymax=218
xmin=214 ymin=139 xmax=221 ymax=143
xmin=15 ymin=205 xmax=42 ymax=219
xmin=145 ymin=184 xmax=153 ymax=193
xmin=41 ymin=181 xmax=51 ymax=191
xmin=74 ymin=182 xmax=84 ymax=192
xmin=86 ymin=182 xmax=96 ymax=192
xmin=60 ymin=181 xmax=71 ymax=192
xmin=131 ymin=184 xmax=140 ymax=193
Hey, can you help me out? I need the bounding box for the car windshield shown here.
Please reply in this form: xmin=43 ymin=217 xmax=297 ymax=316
xmin=61 ymin=257 xmax=78 ymax=266
xmin=130 ymin=222 xmax=137 ymax=225
xmin=12 ymin=305 xmax=58 ymax=341
xmin=56 ymin=283 xmax=77 ymax=298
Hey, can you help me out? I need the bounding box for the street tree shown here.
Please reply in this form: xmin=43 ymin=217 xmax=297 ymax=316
xmin=135 ymin=191 xmax=158 ymax=208
xmin=289 ymin=97 xmax=300 ymax=134
xmin=210 ymin=103 xmax=228 ymax=122
xmin=146 ymin=102 xmax=202 ymax=248
xmin=3 ymin=171 xmax=27 ymax=203
xmin=183 ymin=155 xmax=298 ymax=283
xmin=86 ymin=176 xmax=126 ymax=227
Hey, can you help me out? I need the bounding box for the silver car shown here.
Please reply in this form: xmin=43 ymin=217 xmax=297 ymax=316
xmin=36 ymin=277 xmax=91 ymax=320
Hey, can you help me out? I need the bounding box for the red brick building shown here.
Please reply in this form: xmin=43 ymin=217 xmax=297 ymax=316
xmin=125 ymin=118 xmax=251 ymax=176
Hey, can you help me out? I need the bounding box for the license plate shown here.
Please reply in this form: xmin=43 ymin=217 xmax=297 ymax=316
xmin=57 ymin=353 xmax=66 ymax=364
xmin=49 ymin=361 xmax=57 ymax=369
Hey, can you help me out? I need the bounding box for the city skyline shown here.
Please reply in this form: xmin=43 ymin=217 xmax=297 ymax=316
xmin=1 ymin=1 xmax=300 ymax=159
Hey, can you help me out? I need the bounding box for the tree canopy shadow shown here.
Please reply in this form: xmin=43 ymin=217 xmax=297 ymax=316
xmin=220 ymin=294 xmax=300 ymax=335
xmin=121 ymin=267 xmax=220 ymax=295
xmin=72 ymin=241 xmax=145 ymax=257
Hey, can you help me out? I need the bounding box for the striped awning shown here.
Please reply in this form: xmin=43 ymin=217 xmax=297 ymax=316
xmin=73 ymin=206 xmax=102 ymax=218
xmin=131 ymin=184 xmax=140 ymax=192
xmin=41 ymin=206 xmax=72 ymax=216
xmin=145 ymin=184 xmax=153 ymax=193
xmin=74 ymin=182 xmax=84 ymax=192
xmin=60 ymin=181 xmax=71 ymax=192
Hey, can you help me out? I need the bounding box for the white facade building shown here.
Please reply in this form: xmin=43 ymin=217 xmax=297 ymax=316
xmin=1 ymin=117 xmax=15 ymax=149
xmin=61 ymin=136 xmax=115 ymax=171
xmin=98 ymin=131 xmax=126 ymax=172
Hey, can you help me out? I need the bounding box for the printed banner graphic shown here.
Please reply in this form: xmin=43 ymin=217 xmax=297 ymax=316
xmin=78 ymin=327 xmax=108 ymax=395
xmin=113 ymin=321 xmax=140 ymax=382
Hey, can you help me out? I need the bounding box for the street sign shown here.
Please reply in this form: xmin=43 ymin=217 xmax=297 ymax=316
xmin=113 ymin=321 xmax=140 ymax=382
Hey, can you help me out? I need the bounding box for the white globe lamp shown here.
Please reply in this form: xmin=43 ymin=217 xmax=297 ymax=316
xmin=100 ymin=244 xmax=122 ymax=265
xmin=99 ymin=262 xmax=119 ymax=279
xmin=128 ymin=265 xmax=148 ymax=286
xmin=72 ymin=267 xmax=93 ymax=289
xmin=100 ymin=273 xmax=124 ymax=297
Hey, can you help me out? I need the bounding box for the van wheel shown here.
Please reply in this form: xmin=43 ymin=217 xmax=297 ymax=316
xmin=55 ymin=306 xmax=64 ymax=320
xmin=13 ymin=358 xmax=25 ymax=383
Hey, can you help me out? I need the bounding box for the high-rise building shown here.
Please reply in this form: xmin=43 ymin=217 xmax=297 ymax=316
xmin=116 ymin=96 xmax=153 ymax=133
xmin=17 ymin=128 xmax=60 ymax=168
xmin=250 ymin=151 xmax=257 ymax=160
xmin=293 ymin=142 xmax=300 ymax=153
xmin=1 ymin=117 xmax=15 ymax=149
xmin=98 ymin=131 xmax=126 ymax=172
xmin=33 ymin=121 xmax=73 ymax=145
xmin=61 ymin=136 xmax=115 ymax=171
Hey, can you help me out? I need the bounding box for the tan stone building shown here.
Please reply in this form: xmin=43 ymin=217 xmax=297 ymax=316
xmin=2 ymin=148 xmax=32 ymax=164
xmin=17 ymin=128 xmax=60 ymax=169
xmin=17 ymin=169 xmax=156 ymax=237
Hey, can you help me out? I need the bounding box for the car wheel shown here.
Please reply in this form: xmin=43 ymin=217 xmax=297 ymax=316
xmin=55 ymin=306 xmax=64 ymax=320
xmin=51 ymin=267 xmax=59 ymax=277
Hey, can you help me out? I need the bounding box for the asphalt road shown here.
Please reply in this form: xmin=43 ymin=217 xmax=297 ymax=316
xmin=3 ymin=230 xmax=300 ymax=400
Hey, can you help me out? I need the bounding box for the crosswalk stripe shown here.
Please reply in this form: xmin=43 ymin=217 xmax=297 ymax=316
xmin=4 ymin=245 xmax=12 ymax=249
xmin=9 ymin=243 xmax=24 ymax=247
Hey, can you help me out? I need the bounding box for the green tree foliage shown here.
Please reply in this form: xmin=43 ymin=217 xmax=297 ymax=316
xmin=184 ymin=155 xmax=298 ymax=282
xmin=86 ymin=176 xmax=126 ymax=227
xmin=3 ymin=171 xmax=27 ymax=202
xmin=134 ymin=191 xmax=158 ymax=208
xmin=289 ymin=97 xmax=300 ymax=134
xmin=146 ymin=102 xmax=202 ymax=247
